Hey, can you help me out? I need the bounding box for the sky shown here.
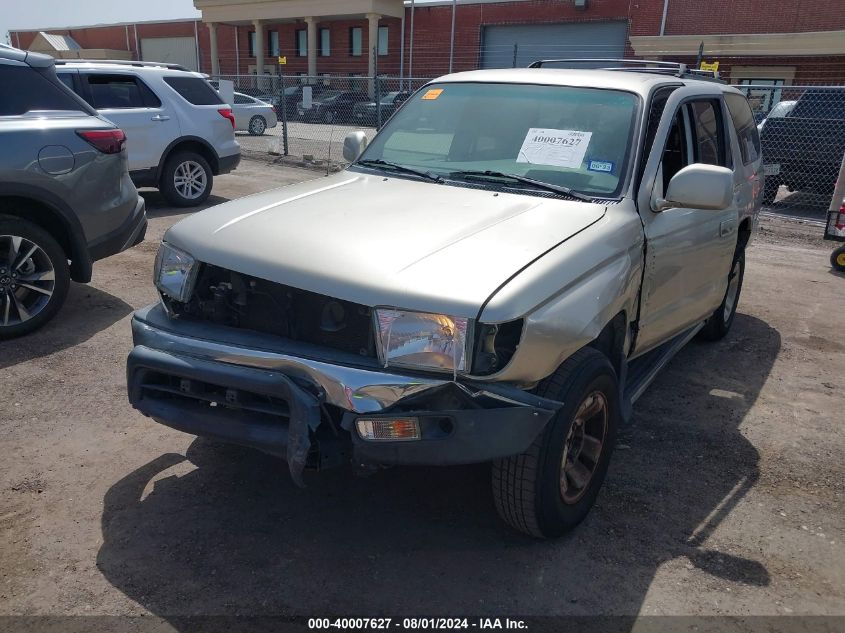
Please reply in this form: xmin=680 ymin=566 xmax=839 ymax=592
xmin=2 ymin=0 xmax=202 ymax=44
xmin=1 ymin=0 xmax=447 ymax=46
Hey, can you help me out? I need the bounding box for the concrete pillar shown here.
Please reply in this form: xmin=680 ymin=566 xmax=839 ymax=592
xmin=367 ymin=13 xmax=381 ymax=97
xmin=208 ymin=22 xmax=220 ymax=76
xmin=253 ymin=19 xmax=264 ymax=76
xmin=304 ymin=16 xmax=317 ymax=78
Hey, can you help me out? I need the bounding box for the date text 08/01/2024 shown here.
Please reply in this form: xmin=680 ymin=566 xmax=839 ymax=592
xmin=307 ymin=618 xmax=528 ymax=630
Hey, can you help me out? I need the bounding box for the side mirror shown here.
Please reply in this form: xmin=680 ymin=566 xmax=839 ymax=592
xmin=343 ymin=131 xmax=369 ymax=163
xmin=656 ymin=164 xmax=733 ymax=212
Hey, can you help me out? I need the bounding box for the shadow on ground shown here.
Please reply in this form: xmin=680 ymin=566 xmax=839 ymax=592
xmin=139 ymin=190 xmax=230 ymax=219
xmin=0 ymin=283 xmax=131 ymax=370
xmin=97 ymin=314 xmax=779 ymax=621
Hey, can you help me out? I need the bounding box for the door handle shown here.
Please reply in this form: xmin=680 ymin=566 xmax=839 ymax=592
xmin=720 ymin=220 xmax=737 ymax=237
xmin=151 ymin=114 xmax=170 ymax=122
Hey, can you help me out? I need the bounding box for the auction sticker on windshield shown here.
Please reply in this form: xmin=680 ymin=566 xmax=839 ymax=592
xmin=517 ymin=128 xmax=592 ymax=169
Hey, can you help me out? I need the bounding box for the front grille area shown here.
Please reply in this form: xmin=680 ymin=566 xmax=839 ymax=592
xmin=171 ymin=264 xmax=376 ymax=358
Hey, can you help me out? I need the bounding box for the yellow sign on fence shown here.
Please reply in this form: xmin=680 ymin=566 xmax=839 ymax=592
xmin=700 ymin=61 xmax=719 ymax=72
xmin=278 ymin=56 xmax=287 ymax=65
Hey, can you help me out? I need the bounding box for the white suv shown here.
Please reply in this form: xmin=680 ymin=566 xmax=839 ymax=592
xmin=56 ymin=60 xmax=240 ymax=207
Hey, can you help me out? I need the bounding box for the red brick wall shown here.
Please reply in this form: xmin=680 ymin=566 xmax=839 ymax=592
xmin=663 ymin=0 xmax=845 ymax=35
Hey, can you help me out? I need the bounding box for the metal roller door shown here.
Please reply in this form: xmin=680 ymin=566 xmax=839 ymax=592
xmin=481 ymin=22 xmax=628 ymax=69
xmin=141 ymin=36 xmax=198 ymax=71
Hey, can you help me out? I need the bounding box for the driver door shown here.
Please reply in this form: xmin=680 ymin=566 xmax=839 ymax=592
xmin=634 ymin=88 xmax=740 ymax=355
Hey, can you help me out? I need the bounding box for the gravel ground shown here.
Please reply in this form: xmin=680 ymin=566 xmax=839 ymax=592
xmin=0 ymin=159 xmax=843 ymax=623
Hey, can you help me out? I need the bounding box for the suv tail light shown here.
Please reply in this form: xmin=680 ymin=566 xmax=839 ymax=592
xmin=77 ymin=129 xmax=126 ymax=154
xmin=218 ymin=107 xmax=235 ymax=129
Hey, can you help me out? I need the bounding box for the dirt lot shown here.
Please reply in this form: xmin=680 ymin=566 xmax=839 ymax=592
xmin=1 ymin=159 xmax=843 ymax=624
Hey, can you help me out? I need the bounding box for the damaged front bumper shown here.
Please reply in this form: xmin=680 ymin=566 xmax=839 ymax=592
xmin=127 ymin=304 xmax=559 ymax=484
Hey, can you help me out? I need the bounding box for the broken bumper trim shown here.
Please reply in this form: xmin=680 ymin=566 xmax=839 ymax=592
xmin=127 ymin=304 xmax=560 ymax=473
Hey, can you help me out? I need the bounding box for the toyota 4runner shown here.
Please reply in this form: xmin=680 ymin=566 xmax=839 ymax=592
xmin=127 ymin=61 xmax=763 ymax=537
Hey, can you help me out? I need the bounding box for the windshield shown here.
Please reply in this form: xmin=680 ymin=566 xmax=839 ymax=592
xmin=359 ymin=82 xmax=639 ymax=197
xmin=319 ymin=91 xmax=342 ymax=102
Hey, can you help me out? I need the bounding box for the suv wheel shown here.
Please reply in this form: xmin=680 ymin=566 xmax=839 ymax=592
xmin=248 ymin=115 xmax=267 ymax=136
xmin=324 ymin=110 xmax=335 ymax=124
xmin=699 ymin=249 xmax=745 ymax=341
xmin=0 ymin=219 xmax=70 ymax=340
xmin=492 ymin=348 xmax=619 ymax=538
xmin=161 ymin=152 xmax=213 ymax=207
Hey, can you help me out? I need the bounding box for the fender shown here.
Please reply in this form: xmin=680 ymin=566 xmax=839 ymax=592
xmin=0 ymin=182 xmax=93 ymax=283
xmin=158 ymin=136 xmax=221 ymax=177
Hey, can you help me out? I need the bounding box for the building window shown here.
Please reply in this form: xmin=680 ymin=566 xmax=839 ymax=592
xmin=296 ymin=29 xmax=307 ymax=57
xmin=320 ymin=28 xmax=331 ymax=57
xmin=349 ymin=27 xmax=362 ymax=56
xmin=378 ymin=26 xmax=388 ymax=56
xmin=248 ymin=31 xmax=256 ymax=58
xmin=268 ymin=31 xmax=279 ymax=57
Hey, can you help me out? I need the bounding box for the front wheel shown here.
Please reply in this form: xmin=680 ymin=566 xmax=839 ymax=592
xmin=323 ymin=110 xmax=335 ymax=124
xmin=699 ymin=250 xmax=745 ymax=341
xmin=0 ymin=219 xmax=70 ymax=340
xmin=160 ymin=152 xmax=213 ymax=207
xmin=832 ymin=245 xmax=845 ymax=273
xmin=492 ymin=347 xmax=619 ymax=538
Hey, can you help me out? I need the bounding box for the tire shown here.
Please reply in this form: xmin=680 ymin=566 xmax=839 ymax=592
xmin=248 ymin=115 xmax=267 ymax=136
xmin=324 ymin=110 xmax=335 ymax=124
xmin=762 ymin=179 xmax=780 ymax=205
xmin=0 ymin=218 xmax=70 ymax=340
xmin=831 ymin=245 xmax=845 ymax=273
xmin=699 ymin=249 xmax=745 ymax=342
xmin=160 ymin=151 xmax=213 ymax=207
xmin=492 ymin=347 xmax=620 ymax=538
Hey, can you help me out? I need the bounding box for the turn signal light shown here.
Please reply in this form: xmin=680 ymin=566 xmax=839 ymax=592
xmin=356 ymin=417 xmax=421 ymax=441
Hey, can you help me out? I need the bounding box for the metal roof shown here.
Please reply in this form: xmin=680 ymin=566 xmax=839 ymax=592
xmin=38 ymin=32 xmax=82 ymax=51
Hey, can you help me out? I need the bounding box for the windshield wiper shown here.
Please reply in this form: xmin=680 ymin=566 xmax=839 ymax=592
xmin=356 ymin=158 xmax=443 ymax=183
xmin=447 ymin=170 xmax=594 ymax=202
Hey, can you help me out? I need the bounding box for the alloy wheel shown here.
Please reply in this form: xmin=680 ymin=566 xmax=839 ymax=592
xmin=173 ymin=160 xmax=208 ymax=200
xmin=559 ymin=391 xmax=608 ymax=504
xmin=0 ymin=235 xmax=56 ymax=327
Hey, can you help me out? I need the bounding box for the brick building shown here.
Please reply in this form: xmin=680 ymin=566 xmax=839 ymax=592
xmin=9 ymin=0 xmax=845 ymax=87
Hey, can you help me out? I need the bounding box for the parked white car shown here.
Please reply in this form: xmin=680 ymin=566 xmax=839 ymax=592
xmin=757 ymin=99 xmax=796 ymax=132
xmin=232 ymin=92 xmax=277 ymax=135
xmin=56 ymin=60 xmax=241 ymax=207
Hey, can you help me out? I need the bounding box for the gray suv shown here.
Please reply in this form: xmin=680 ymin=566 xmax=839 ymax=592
xmin=0 ymin=46 xmax=146 ymax=339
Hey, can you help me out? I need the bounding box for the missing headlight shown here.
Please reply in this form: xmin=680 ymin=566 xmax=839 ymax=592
xmin=472 ymin=319 xmax=524 ymax=375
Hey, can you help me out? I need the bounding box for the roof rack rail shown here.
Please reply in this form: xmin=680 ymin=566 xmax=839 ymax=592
xmin=528 ymin=58 xmax=723 ymax=82
xmin=54 ymin=59 xmax=191 ymax=72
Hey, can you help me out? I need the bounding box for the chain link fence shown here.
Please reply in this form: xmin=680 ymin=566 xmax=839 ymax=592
xmin=216 ymin=73 xmax=845 ymax=221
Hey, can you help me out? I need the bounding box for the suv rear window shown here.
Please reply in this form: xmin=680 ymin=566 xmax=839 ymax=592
xmin=163 ymin=77 xmax=224 ymax=105
xmin=0 ymin=65 xmax=86 ymax=116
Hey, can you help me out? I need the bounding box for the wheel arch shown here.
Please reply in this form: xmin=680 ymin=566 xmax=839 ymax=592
xmin=0 ymin=186 xmax=92 ymax=283
xmin=738 ymin=217 xmax=752 ymax=252
xmin=157 ymin=137 xmax=221 ymax=180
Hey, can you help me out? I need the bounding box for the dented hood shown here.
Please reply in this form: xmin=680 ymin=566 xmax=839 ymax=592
xmin=165 ymin=170 xmax=606 ymax=318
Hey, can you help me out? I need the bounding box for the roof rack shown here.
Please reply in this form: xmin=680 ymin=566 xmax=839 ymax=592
xmin=528 ymin=58 xmax=723 ymax=82
xmin=53 ymin=59 xmax=191 ymax=72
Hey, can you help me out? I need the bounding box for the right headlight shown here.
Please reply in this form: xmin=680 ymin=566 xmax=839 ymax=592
xmin=374 ymin=308 xmax=470 ymax=374
xmin=154 ymin=241 xmax=199 ymax=303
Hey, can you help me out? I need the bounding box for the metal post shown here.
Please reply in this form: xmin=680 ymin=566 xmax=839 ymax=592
xmin=695 ymin=41 xmax=704 ymax=69
xmin=408 ymin=0 xmax=415 ymax=91
xmin=280 ymin=73 xmax=289 ymax=156
xmin=512 ymin=43 xmax=518 ymax=68
xmin=449 ymin=0 xmax=456 ymax=73
xmin=376 ymin=74 xmax=383 ymax=130
xmin=399 ymin=11 xmax=405 ymax=87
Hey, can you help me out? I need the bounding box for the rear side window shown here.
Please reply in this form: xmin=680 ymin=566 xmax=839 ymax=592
xmin=163 ymin=76 xmax=224 ymax=105
xmin=0 ymin=65 xmax=85 ymax=116
xmin=725 ymin=93 xmax=761 ymax=164
xmin=85 ymin=74 xmax=162 ymax=109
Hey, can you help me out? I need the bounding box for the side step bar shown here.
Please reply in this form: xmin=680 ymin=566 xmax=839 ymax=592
xmin=624 ymin=322 xmax=704 ymax=406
